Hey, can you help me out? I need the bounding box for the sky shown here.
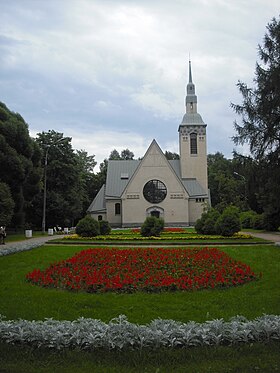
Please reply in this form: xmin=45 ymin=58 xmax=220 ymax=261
xmin=0 ymin=0 xmax=279 ymax=170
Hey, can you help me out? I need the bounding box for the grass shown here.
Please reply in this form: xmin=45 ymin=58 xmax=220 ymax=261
xmin=0 ymin=243 xmax=279 ymax=372
xmin=0 ymin=341 xmax=279 ymax=373
xmin=5 ymin=231 xmax=49 ymax=243
xmin=0 ymin=244 xmax=279 ymax=323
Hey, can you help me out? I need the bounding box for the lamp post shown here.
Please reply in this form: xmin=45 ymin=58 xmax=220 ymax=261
xmin=233 ymin=172 xmax=246 ymax=202
xmin=42 ymin=138 xmax=64 ymax=234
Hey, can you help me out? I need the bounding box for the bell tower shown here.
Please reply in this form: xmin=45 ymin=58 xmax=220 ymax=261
xmin=178 ymin=61 xmax=208 ymax=191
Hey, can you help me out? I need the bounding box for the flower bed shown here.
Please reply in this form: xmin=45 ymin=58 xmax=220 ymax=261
xmin=132 ymin=227 xmax=185 ymax=233
xmin=62 ymin=231 xmax=252 ymax=241
xmin=26 ymin=247 xmax=258 ymax=293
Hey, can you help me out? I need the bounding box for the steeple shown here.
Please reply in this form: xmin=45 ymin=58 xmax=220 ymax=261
xmin=188 ymin=59 xmax=193 ymax=83
xmin=185 ymin=60 xmax=197 ymax=113
xmin=178 ymin=60 xmax=208 ymax=191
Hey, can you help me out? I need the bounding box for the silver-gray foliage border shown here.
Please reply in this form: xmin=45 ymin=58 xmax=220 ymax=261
xmin=0 ymin=242 xmax=45 ymax=257
xmin=0 ymin=314 xmax=279 ymax=350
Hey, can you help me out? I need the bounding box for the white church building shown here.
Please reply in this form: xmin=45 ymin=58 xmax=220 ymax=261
xmin=88 ymin=62 xmax=210 ymax=227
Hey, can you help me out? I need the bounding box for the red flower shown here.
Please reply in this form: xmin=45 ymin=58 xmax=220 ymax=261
xmin=26 ymin=247 xmax=259 ymax=293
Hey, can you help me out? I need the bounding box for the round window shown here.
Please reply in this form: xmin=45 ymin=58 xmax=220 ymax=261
xmin=143 ymin=180 xmax=167 ymax=203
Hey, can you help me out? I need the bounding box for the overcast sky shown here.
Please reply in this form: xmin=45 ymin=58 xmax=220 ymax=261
xmin=1 ymin=0 xmax=279 ymax=169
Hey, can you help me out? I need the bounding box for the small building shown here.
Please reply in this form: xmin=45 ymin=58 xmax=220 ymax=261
xmin=88 ymin=62 xmax=210 ymax=227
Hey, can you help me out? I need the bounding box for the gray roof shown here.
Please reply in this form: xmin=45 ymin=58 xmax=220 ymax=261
xmin=182 ymin=179 xmax=207 ymax=197
xmin=168 ymin=159 xmax=207 ymax=197
xmin=181 ymin=112 xmax=205 ymax=125
xmin=87 ymin=184 xmax=106 ymax=212
xmin=105 ymin=160 xmax=140 ymax=198
xmin=89 ymin=157 xmax=207 ymax=213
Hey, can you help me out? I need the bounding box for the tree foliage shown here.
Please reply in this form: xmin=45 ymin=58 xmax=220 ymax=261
xmin=165 ymin=151 xmax=179 ymax=160
xmin=0 ymin=182 xmax=15 ymax=226
xmin=231 ymin=16 xmax=280 ymax=230
xmin=33 ymin=130 xmax=96 ymax=228
xmin=207 ymin=152 xmax=249 ymax=211
xmin=0 ymin=102 xmax=42 ymax=228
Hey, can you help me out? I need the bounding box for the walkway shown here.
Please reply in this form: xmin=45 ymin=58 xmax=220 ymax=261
xmin=243 ymin=231 xmax=280 ymax=246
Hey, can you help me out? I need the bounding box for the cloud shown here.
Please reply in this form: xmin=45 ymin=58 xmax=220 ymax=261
xmin=1 ymin=0 xmax=279 ymax=167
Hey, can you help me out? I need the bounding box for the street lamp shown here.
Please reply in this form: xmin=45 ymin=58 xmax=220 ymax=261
xmin=42 ymin=138 xmax=64 ymax=234
xmin=233 ymin=172 xmax=246 ymax=202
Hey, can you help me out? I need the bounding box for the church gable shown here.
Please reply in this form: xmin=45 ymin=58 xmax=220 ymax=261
xmin=121 ymin=139 xmax=187 ymax=199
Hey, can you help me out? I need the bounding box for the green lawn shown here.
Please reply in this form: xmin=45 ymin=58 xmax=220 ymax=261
xmin=1 ymin=341 xmax=279 ymax=373
xmin=0 ymin=244 xmax=279 ymax=322
xmin=0 ymin=244 xmax=279 ymax=372
xmin=5 ymin=231 xmax=47 ymax=243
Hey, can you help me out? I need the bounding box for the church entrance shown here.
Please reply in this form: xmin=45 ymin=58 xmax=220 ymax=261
xmin=151 ymin=210 xmax=160 ymax=218
xmin=146 ymin=206 xmax=164 ymax=219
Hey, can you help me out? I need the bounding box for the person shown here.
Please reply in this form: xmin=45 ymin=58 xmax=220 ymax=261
xmin=0 ymin=226 xmax=6 ymax=245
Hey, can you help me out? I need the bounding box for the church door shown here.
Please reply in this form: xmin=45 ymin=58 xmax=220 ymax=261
xmin=151 ymin=210 xmax=160 ymax=218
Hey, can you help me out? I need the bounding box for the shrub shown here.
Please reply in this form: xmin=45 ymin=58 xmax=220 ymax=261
xmin=240 ymin=210 xmax=257 ymax=229
xmin=263 ymin=212 xmax=280 ymax=231
xmin=215 ymin=206 xmax=241 ymax=237
xmin=140 ymin=216 xmax=164 ymax=237
xmin=252 ymin=214 xmax=265 ymax=230
xmin=76 ymin=215 xmax=100 ymax=237
xmin=99 ymin=220 xmax=111 ymax=235
xmin=195 ymin=208 xmax=220 ymax=235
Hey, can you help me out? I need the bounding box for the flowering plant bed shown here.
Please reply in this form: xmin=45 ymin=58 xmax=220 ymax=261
xmin=26 ymin=247 xmax=258 ymax=293
xmin=132 ymin=227 xmax=185 ymax=233
xmin=61 ymin=231 xmax=255 ymax=242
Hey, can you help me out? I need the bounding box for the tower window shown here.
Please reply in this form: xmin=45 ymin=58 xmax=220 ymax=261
xmin=190 ymin=133 xmax=197 ymax=154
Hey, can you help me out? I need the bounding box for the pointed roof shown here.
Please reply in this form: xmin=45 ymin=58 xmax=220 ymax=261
xmin=87 ymin=184 xmax=106 ymax=213
xmin=119 ymin=139 xmax=187 ymax=198
xmin=188 ymin=59 xmax=193 ymax=83
xmin=180 ymin=60 xmax=206 ymax=126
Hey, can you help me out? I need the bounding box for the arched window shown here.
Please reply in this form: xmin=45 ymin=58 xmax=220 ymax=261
xmin=190 ymin=133 xmax=197 ymax=155
xmin=115 ymin=203 xmax=121 ymax=215
xmin=98 ymin=215 xmax=103 ymax=221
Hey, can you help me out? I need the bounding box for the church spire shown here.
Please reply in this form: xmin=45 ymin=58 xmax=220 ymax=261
xmin=188 ymin=59 xmax=193 ymax=83
xmin=185 ymin=60 xmax=197 ymax=113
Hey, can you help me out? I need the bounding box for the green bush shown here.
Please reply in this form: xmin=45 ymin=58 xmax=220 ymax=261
xmin=99 ymin=220 xmax=111 ymax=235
xmin=240 ymin=210 xmax=257 ymax=229
xmin=140 ymin=216 xmax=164 ymax=237
xmin=76 ymin=215 xmax=100 ymax=237
xmin=252 ymin=214 xmax=265 ymax=230
xmin=215 ymin=206 xmax=241 ymax=237
xmin=195 ymin=208 xmax=220 ymax=235
xmin=263 ymin=212 xmax=280 ymax=231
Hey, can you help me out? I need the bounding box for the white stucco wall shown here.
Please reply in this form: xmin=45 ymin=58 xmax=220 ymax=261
xmin=106 ymin=199 xmax=122 ymax=226
xmin=121 ymin=142 xmax=190 ymax=226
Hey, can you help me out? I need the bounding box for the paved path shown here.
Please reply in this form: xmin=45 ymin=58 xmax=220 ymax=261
xmin=243 ymin=231 xmax=280 ymax=245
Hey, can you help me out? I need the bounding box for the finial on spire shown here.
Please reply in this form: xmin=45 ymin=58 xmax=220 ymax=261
xmin=188 ymin=58 xmax=193 ymax=83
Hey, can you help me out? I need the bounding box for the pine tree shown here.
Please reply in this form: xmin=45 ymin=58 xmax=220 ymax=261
xmin=231 ymin=16 xmax=280 ymax=230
